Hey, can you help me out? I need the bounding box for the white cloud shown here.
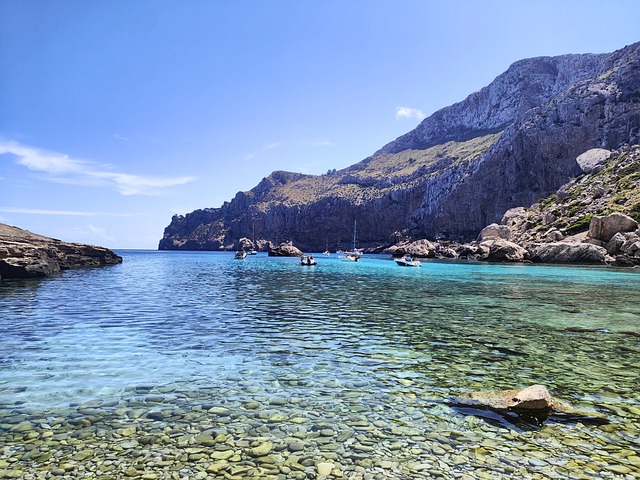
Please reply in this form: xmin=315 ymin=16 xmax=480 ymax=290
xmin=395 ymin=106 xmax=426 ymax=121
xmin=0 ymin=207 xmax=142 ymax=217
xmin=310 ymin=140 xmax=335 ymax=147
xmin=113 ymin=134 xmax=130 ymax=142
xmin=86 ymin=224 xmax=117 ymax=242
xmin=0 ymin=139 xmax=196 ymax=195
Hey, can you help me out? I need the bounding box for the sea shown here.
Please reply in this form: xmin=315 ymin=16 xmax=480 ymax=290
xmin=0 ymin=250 xmax=639 ymax=479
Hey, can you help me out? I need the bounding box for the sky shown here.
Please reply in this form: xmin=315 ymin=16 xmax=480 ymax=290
xmin=1 ymin=1 xmax=639 ymax=249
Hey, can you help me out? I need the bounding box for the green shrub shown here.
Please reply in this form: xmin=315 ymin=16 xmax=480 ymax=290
xmin=628 ymin=202 xmax=640 ymax=222
xmin=565 ymin=214 xmax=594 ymax=235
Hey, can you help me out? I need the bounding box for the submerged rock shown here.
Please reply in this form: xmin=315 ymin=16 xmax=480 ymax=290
xmin=448 ymin=384 xmax=608 ymax=426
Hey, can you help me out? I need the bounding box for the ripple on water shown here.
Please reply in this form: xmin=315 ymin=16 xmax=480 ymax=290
xmin=0 ymin=252 xmax=639 ymax=478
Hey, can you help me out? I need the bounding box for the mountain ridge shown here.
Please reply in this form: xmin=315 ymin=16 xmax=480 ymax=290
xmin=159 ymin=42 xmax=640 ymax=252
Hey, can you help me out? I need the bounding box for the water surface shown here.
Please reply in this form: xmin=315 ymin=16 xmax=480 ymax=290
xmin=1 ymin=251 xmax=638 ymax=479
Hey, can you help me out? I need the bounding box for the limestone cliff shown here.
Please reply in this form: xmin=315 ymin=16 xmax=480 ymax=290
xmin=0 ymin=224 xmax=123 ymax=280
xmin=160 ymin=42 xmax=640 ymax=251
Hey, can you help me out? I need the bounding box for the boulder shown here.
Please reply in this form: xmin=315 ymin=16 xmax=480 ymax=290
xmin=478 ymin=238 xmax=528 ymax=262
xmin=588 ymin=213 xmax=638 ymax=242
xmin=621 ymin=234 xmax=640 ymax=256
xmin=236 ymin=237 xmax=255 ymax=251
xmin=0 ymin=223 xmax=122 ymax=280
xmin=268 ymin=242 xmax=303 ymax=257
xmin=527 ymin=242 xmax=607 ymax=264
xmin=606 ymin=232 xmax=627 ymax=255
xmin=386 ymin=239 xmax=436 ymax=258
xmin=576 ymin=148 xmax=611 ymax=173
xmin=448 ymin=384 xmax=608 ymax=426
xmin=477 ymin=223 xmax=511 ymax=241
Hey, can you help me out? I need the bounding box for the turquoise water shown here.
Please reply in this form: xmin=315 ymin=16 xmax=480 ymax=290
xmin=0 ymin=251 xmax=639 ymax=479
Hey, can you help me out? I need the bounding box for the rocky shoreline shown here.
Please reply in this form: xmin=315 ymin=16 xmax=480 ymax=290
xmin=0 ymin=224 xmax=123 ymax=280
xmin=385 ymin=211 xmax=639 ymax=267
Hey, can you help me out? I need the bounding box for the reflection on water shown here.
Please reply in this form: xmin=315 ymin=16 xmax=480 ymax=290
xmin=0 ymin=251 xmax=639 ymax=478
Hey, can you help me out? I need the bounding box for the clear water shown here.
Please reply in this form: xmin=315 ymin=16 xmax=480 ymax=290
xmin=1 ymin=251 xmax=639 ymax=478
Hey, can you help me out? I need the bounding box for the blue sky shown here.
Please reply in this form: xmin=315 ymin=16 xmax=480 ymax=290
xmin=1 ymin=1 xmax=639 ymax=249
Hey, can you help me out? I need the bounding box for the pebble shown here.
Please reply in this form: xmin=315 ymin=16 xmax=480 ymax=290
xmin=0 ymin=379 xmax=638 ymax=480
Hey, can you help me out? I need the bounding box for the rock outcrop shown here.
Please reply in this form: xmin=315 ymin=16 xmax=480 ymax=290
xmin=527 ymin=242 xmax=608 ymax=264
xmin=448 ymin=384 xmax=608 ymax=426
xmin=0 ymin=224 xmax=122 ymax=280
xmin=499 ymin=145 xmax=640 ymax=265
xmin=267 ymin=242 xmax=303 ymax=257
xmin=160 ymin=42 xmax=640 ymax=252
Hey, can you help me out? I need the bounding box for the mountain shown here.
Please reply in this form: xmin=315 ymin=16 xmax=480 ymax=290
xmin=159 ymin=42 xmax=640 ymax=252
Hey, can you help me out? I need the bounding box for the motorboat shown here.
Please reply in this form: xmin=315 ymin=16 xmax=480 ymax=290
xmin=394 ymin=255 xmax=421 ymax=267
xmin=300 ymin=255 xmax=317 ymax=266
xmin=234 ymin=250 xmax=247 ymax=259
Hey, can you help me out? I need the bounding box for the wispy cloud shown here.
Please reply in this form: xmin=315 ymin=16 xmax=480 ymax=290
xmin=86 ymin=224 xmax=117 ymax=242
xmin=0 ymin=207 xmax=141 ymax=217
xmin=310 ymin=140 xmax=335 ymax=147
xmin=113 ymin=133 xmax=130 ymax=142
xmin=0 ymin=139 xmax=196 ymax=195
xmin=395 ymin=106 xmax=426 ymax=121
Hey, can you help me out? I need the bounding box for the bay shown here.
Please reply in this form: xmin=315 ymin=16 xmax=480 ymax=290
xmin=0 ymin=251 xmax=638 ymax=479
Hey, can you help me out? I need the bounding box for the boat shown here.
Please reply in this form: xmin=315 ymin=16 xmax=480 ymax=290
xmin=234 ymin=250 xmax=247 ymax=259
xmin=300 ymin=255 xmax=317 ymax=266
xmin=340 ymin=220 xmax=362 ymax=261
xmin=323 ymin=240 xmax=331 ymax=256
xmin=394 ymin=255 xmax=421 ymax=267
xmin=247 ymin=220 xmax=258 ymax=254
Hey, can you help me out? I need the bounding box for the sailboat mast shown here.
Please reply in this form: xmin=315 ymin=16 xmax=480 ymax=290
xmin=353 ymin=220 xmax=357 ymax=250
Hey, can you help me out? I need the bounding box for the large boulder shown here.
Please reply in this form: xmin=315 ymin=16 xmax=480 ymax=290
xmin=0 ymin=223 xmax=122 ymax=280
xmin=588 ymin=213 xmax=638 ymax=243
xmin=268 ymin=242 xmax=303 ymax=257
xmin=386 ymin=239 xmax=437 ymax=258
xmin=478 ymin=238 xmax=528 ymax=262
xmin=527 ymin=242 xmax=607 ymax=264
xmin=477 ymin=223 xmax=512 ymax=242
xmin=448 ymin=384 xmax=608 ymax=425
xmin=576 ymin=148 xmax=611 ymax=173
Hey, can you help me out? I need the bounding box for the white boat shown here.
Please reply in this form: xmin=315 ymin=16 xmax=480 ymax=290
xmin=394 ymin=255 xmax=421 ymax=267
xmin=340 ymin=220 xmax=363 ymax=261
xmin=342 ymin=252 xmax=361 ymax=262
xmin=300 ymin=255 xmax=317 ymax=266
xmin=323 ymin=240 xmax=330 ymax=256
xmin=247 ymin=249 xmax=257 ymax=255
xmin=234 ymin=250 xmax=247 ymax=259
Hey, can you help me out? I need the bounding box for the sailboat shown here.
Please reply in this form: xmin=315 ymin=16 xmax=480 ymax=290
xmin=341 ymin=220 xmax=363 ymax=262
xmin=323 ymin=239 xmax=331 ymax=256
xmin=247 ymin=220 xmax=257 ymax=255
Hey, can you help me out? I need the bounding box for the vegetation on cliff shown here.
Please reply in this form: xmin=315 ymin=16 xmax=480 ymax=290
xmin=160 ymin=42 xmax=640 ymax=252
xmin=507 ymin=145 xmax=640 ymax=244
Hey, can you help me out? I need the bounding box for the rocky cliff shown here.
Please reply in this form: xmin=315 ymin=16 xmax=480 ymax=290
xmin=0 ymin=224 xmax=123 ymax=280
xmin=160 ymin=42 xmax=640 ymax=252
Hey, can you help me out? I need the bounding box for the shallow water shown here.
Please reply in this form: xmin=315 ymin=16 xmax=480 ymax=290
xmin=0 ymin=251 xmax=639 ymax=479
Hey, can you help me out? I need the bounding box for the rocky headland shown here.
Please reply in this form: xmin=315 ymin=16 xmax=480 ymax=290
xmin=159 ymin=42 xmax=640 ymax=263
xmin=0 ymin=223 xmax=123 ymax=280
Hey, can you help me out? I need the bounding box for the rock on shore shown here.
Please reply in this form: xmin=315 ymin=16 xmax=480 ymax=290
xmin=0 ymin=223 xmax=122 ymax=280
xmin=267 ymin=242 xmax=303 ymax=257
